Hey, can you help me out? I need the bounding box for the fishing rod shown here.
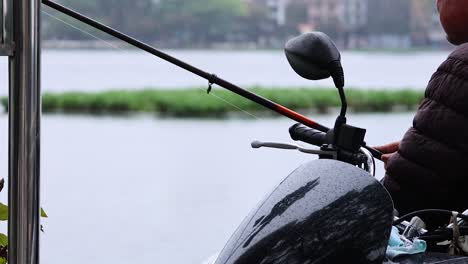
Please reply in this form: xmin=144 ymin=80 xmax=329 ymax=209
xmin=41 ymin=0 xmax=329 ymax=133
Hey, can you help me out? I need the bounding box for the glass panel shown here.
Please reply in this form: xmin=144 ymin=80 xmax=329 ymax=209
xmin=0 ymin=0 xmax=3 ymax=44
xmin=0 ymin=0 xmax=13 ymax=55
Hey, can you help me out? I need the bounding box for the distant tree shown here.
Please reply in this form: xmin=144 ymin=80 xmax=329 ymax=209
xmin=282 ymin=1 xmax=308 ymax=35
xmin=367 ymin=0 xmax=411 ymax=35
xmin=43 ymin=0 xmax=248 ymax=46
xmin=155 ymin=0 xmax=247 ymax=45
xmin=235 ymin=1 xmax=274 ymax=43
xmin=42 ymin=0 xmax=159 ymax=42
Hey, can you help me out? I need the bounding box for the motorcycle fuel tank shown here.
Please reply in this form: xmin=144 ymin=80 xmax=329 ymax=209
xmin=215 ymin=159 xmax=394 ymax=264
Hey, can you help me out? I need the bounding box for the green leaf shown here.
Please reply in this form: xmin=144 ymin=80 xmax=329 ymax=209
xmin=0 ymin=233 xmax=7 ymax=247
xmin=41 ymin=208 xmax=48 ymax=218
xmin=0 ymin=203 xmax=7 ymax=221
xmin=0 ymin=179 xmax=4 ymax=193
xmin=0 ymin=257 xmax=6 ymax=264
xmin=0 ymin=204 xmax=47 ymax=220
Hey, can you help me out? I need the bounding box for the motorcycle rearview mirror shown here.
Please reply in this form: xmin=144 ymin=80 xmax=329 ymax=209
xmin=285 ymin=31 xmax=347 ymax=127
xmin=285 ymin=32 xmax=345 ymax=89
xmin=285 ymin=32 xmax=354 ymax=154
xmin=284 ymin=32 xmax=384 ymax=161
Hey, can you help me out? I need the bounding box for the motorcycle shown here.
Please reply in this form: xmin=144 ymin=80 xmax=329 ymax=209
xmin=210 ymin=33 xmax=468 ymax=264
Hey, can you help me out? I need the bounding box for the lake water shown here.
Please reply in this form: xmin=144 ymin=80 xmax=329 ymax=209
xmin=0 ymin=49 xmax=452 ymax=95
xmin=0 ymin=112 xmax=413 ymax=264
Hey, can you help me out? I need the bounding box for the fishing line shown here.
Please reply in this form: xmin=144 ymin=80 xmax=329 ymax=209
xmin=210 ymin=92 xmax=260 ymax=119
xmin=42 ymin=9 xmax=261 ymax=120
xmin=42 ymin=10 xmax=121 ymax=50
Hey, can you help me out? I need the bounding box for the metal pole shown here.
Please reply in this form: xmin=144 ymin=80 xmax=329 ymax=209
xmin=8 ymin=0 xmax=41 ymax=263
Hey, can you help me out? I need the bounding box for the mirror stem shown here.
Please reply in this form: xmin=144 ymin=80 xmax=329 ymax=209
xmin=330 ymin=62 xmax=346 ymax=117
xmin=338 ymin=87 xmax=347 ymax=118
xmin=331 ymin=87 xmax=347 ymax=146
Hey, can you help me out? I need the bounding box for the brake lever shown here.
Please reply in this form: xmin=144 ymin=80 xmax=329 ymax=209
xmin=251 ymin=141 xmax=298 ymax=150
xmin=251 ymin=141 xmax=337 ymax=158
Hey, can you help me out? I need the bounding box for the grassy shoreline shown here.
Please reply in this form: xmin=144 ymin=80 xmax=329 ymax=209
xmin=0 ymin=87 xmax=424 ymax=117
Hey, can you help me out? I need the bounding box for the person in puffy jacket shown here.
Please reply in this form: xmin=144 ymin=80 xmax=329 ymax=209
xmin=376 ymin=0 xmax=468 ymax=225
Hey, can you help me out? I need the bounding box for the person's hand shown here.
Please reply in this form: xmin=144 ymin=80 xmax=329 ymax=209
xmin=374 ymin=141 xmax=400 ymax=169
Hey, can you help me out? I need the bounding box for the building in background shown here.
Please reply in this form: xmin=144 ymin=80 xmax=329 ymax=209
xmin=247 ymin=0 xmax=290 ymax=26
xmin=366 ymin=0 xmax=412 ymax=48
xmin=305 ymin=0 xmax=342 ymax=39
xmin=41 ymin=0 xmax=448 ymax=49
xmin=426 ymin=2 xmax=447 ymax=47
xmin=410 ymin=0 xmax=432 ymax=46
xmin=341 ymin=0 xmax=368 ymax=48
xmin=302 ymin=0 xmax=413 ymax=48
xmin=301 ymin=0 xmax=445 ymax=49
xmin=410 ymin=0 xmax=446 ymax=47
xmin=267 ymin=0 xmax=290 ymax=26
xmin=251 ymin=0 xmax=447 ymax=49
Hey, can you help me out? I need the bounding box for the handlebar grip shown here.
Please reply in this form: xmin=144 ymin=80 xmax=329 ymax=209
xmin=289 ymin=123 xmax=327 ymax=146
xmin=364 ymin=145 xmax=383 ymax=161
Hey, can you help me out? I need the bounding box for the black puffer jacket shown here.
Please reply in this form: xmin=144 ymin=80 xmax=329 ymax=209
xmin=383 ymin=43 xmax=468 ymax=222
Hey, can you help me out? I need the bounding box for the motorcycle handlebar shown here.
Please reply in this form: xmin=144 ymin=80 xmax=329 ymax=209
xmin=290 ymin=123 xmax=383 ymax=161
xmin=289 ymin=123 xmax=327 ymax=147
xmin=363 ymin=145 xmax=383 ymax=160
